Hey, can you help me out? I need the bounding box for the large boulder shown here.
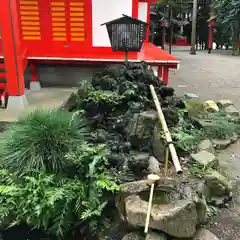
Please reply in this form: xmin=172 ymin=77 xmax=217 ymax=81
xmin=125 ymin=195 xmax=198 ymax=238
xmin=126 ymin=111 xmax=157 ymax=150
xmin=204 ymin=170 xmax=232 ymax=197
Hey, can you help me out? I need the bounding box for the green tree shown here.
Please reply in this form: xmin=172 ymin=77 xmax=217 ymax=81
xmin=215 ymin=0 xmax=240 ymax=55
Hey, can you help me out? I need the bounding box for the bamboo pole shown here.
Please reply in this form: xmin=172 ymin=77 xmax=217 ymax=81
xmin=149 ymin=85 xmax=182 ymax=174
xmin=164 ymin=146 xmax=169 ymax=176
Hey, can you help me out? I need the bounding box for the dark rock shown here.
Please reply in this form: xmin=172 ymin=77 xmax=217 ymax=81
xmin=108 ymin=153 xmax=127 ymax=168
xmin=145 ymin=231 xmax=167 ymax=240
xmin=128 ymin=152 xmax=150 ymax=174
xmin=159 ymin=86 xmax=175 ymax=99
xmin=126 ymin=111 xmax=157 ymax=150
xmin=122 ymin=232 xmax=144 ymax=240
xmin=96 ymin=129 xmax=108 ymax=142
xmin=151 ymin=124 xmax=165 ymax=162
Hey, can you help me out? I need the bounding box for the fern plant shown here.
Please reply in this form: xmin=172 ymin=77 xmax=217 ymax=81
xmin=0 ymin=170 xmax=83 ymax=238
xmin=0 ymin=109 xmax=88 ymax=175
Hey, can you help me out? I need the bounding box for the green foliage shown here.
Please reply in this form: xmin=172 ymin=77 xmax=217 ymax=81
xmin=215 ymin=0 xmax=240 ymax=53
xmin=172 ymin=111 xmax=240 ymax=153
xmin=0 ymin=170 xmax=82 ymax=238
xmin=85 ymin=90 xmax=124 ymax=105
xmin=0 ymin=109 xmax=120 ymax=239
xmin=0 ymin=109 xmax=88 ymax=175
xmin=202 ymin=112 xmax=238 ymax=140
xmin=0 ymin=143 xmax=119 ymax=239
xmin=187 ymin=162 xmax=209 ymax=179
xmin=171 ymin=113 xmax=205 ymax=152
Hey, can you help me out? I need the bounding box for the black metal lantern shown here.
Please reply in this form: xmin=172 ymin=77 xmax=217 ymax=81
xmin=101 ymin=15 xmax=148 ymax=62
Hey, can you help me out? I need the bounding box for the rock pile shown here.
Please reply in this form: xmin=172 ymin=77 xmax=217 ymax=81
xmin=63 ymin=63 xmax=238 ymax=240
xmin=64 ymin=62 xmax=180 ymax=182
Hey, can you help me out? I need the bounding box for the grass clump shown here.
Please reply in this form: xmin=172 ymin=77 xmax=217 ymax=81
xmin=0 ymin=109 xmax=120 ymax=239
xmin=0 ymin=109 xmax=88 ymax=175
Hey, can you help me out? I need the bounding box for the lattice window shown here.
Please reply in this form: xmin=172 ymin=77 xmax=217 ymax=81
xmin=70 ymin=1 xmax=85 ymax=42
xmin=20 ymin=0 xmax=41 ymax=40
xmin=51 ymin=1 xmax=67 ymax=41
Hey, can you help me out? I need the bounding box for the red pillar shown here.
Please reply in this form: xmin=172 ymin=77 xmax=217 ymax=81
xmin=30 ymin=64 xmax=37 ymax=82
xmin=0 ymin=0 xmax=25 ymax=96
xmin=162 ymin=67 xmax=169 ymax=85
xmin=158 ymin=66 xmax=163 ymax=78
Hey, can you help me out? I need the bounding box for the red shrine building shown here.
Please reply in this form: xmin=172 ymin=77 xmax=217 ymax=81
xmin=0 ymin=0 xmax=179 ymax=110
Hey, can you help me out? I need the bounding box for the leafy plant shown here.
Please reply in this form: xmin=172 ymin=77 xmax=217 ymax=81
xmin=0 ymin=170 xmax=83 ymax=238
xmin=85 ymin=90 xmax=125 ymax=105
xmin=171 ymin=113 xmax=205 ymax=152
xmin=0 ymin=109 xmax=88 ymax=175
xmin=202 ymin=112 xmax=238 ymax=139
xmin=0 ymin=143 xmax=119 ymax=239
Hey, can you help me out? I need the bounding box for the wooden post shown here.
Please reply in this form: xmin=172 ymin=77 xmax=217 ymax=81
xmin=190 ymin=0 xmax=198 ymax=55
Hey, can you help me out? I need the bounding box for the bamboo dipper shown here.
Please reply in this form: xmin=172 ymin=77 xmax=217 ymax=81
xmin=144 ymin=174 xmax=161 ymax=234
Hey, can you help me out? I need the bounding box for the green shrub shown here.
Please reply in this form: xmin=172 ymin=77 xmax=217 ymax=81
xmin=0 ymin=109 xmax=88 ymax=175
xmin=0 ymin=143 xmax=119 ymax=239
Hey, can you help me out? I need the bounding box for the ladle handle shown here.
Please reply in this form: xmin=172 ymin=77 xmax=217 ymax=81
xmin=144 ymin=183 xmax=155 ymax=233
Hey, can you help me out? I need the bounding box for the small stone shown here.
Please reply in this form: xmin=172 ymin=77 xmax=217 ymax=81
xmin=125 ymin=195 xmax=198 ymax=238
xmin=122 ymin=232 xmax=144 ymax=240
xmin=191 ymin=150 xmax=218 ymax=168
xmin=217 ymin=100 xmax=233 ymax=109
xmin=225 ymin=105 xmax=239 ymax=116
xmin=205 ymin=169 xmax=232 ymax=197
xmin=145 ymin=231 xmax=167 ymax=240
xmin=230 ymin=132 xmax=238 ymax=143
xmin=204 ymin=100 xmax=219 ymax=112
xmin=212 ymin=139 xmax=231 ymax=150
xmin=148 ymin=156 xmax=161 ymax=174
xmin=198 ymin=139 xmax=215 ymax=154
xmin=184 ymin=93 xmax=199 ymax=99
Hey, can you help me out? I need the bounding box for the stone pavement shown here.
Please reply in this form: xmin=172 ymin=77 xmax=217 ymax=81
xmin=0 ymin=87 xmax=76 ymax=122
xmin=169 ymin=47 xmax=240 ymax=109
xmin=169 ymin=47 xmax=240 ymax=240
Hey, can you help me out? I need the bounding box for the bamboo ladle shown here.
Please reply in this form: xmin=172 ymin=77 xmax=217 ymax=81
xmin=144 ymin=174 xmax=161 ymax=234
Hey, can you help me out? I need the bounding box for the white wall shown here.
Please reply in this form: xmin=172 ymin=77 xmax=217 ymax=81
xmin=92 ymin=0 xmax=133 ymax=47
xmin=138 ymin=2 xmax=148 ymax=23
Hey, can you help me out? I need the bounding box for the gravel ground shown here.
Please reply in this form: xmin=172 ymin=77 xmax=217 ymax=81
xmin=168 ymin=47 xmax=240 ymax=240
xmin=169 ymin=47 xmax=240 ymax=109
